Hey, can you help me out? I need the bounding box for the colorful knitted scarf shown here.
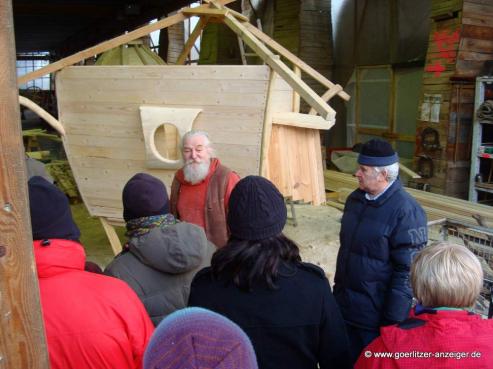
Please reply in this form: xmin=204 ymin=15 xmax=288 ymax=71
xmin=125 ymin=213 xmax=177 ymax=238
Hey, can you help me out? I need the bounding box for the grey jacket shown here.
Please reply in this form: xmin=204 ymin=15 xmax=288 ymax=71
xmin=104 ymin=222 xmax=215 ymax=326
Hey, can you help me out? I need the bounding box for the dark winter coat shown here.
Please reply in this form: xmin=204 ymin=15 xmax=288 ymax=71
xmin=333 ymin=179 xmax=427 ymax=330
xmin=105 ymin=222 xmax=215 ymax=325
xmin=188 ymin=262 xmax=352 ymax=369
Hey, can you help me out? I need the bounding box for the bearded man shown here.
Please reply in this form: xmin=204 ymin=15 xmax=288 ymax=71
xmin=170 ymin=130 xmax=240 ymax=248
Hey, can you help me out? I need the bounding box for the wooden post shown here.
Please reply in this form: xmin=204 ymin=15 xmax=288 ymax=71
xmin=0 ymin=1 xmax=50 ymax=368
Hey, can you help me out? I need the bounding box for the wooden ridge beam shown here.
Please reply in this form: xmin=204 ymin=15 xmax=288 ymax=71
xmin=182 ymin=5 xmax=248 ymax=22
xmin=243 ymin=22 xmax=350 ymax=102
xmin=17 ymin=0 xmax=235 ymax=85
xmin=181 ymin=8 xmax=226 ymax=18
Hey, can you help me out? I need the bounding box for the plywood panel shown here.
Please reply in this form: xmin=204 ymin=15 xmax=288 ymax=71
xmin=57 ymin=65 xmax=272 ymax=219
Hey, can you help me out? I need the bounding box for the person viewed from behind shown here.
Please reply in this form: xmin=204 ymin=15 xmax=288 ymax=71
xmin=355 ymin=241 xmax=493 ymax=368
xmin=28 ymin=176 xmax=154 ymax=369
xmin=144 ymin=307 xmax=258 ymax=369
xmin=105 ymin=173 xmax=215 ymax=325
xmin=170 ymin=130 xmax=240 ymax=248
xmin=333 ymin=139 xmax=428 ymax=363
xmin=188 ymin=175 xmax=351 ymax=369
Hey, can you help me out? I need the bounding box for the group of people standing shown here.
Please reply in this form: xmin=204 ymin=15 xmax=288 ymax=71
xmin=27 ymin=131 xmax=493 ymax=369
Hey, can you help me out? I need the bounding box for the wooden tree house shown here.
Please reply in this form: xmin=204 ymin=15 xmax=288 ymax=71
xmin=17 ymin=0 xmax=349 ymax=253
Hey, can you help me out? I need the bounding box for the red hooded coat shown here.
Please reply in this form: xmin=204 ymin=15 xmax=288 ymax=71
xmin=355 ymin=310 xmax=493 ymax=369
xmin=34 ymin=239 xmax=154 ymax=369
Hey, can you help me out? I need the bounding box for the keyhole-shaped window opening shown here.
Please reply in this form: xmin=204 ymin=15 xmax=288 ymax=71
xmin=153 ymin=123 xmax=180 ymax=160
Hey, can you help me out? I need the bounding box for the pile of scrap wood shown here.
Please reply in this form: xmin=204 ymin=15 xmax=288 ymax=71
xmin=324 ymin=170 xmax=493 ymax=228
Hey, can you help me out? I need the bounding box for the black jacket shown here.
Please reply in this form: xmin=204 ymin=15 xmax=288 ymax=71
xmin=333 ymin=179 xmax=427 ymax=330
xmin=189 ymin=262 xmax=351 ymax=369
xmin=105 ymin=222 xmax=215 ymax=325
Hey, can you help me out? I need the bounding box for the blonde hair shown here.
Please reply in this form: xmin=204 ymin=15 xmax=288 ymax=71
xmin=411 ymin=242 xmax=483 ymax=308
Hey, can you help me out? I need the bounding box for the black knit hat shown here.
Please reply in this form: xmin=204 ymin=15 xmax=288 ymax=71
xmin=227 ymin=176 xmax=286 ymax=240
xmin=357 ymin=139 xmax=398 ymax=166
xmin=123 ymin=173 xmax=169 ymax=222
xmin=28 ymin=176 xmax=81 ymax=241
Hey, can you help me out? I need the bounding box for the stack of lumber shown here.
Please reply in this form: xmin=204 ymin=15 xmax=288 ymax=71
xmin=46 ymin=161 xmax=81 ymax=202
xmin=324 ymin=170 xmax=493 ymax=227
xmin=22 ymin=128 xmax=61 ymax=142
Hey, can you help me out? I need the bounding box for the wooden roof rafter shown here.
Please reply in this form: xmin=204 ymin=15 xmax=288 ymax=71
xmin=16 ymin=0 xmax=348 ymax=122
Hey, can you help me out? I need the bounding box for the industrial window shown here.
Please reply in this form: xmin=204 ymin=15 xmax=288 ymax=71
xmin=17 ymin=52 xmax=51 ymax=90
xmin=345 ymin=65 xmax=423 ymax=162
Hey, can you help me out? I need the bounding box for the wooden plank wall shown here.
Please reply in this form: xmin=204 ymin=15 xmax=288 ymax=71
xmin=457 ymin=0 xmax=493 ymax=77
xmin=415 ymin=0 xmax=493 ymax=198
xmin=56 ymin=65 xmax=271 ymax=220
xmin=299 ymin=0 xmax=333 ymax=112
xmin=267 ymin=74 xmax=326 ymax=205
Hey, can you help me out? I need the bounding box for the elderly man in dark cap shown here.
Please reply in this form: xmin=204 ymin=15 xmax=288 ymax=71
xmin=333 ymin=139 xmax=428 ymax=363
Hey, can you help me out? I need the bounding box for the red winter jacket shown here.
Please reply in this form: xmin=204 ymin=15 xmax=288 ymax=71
xmin=34 ymin=239 xmax=154 ymax=369
xmin=355 ymin=309 xmax=493 ymax=369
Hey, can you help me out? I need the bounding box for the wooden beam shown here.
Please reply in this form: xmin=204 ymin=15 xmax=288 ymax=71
xmin=181 ymin=8 xmax=226 ymax=18
xmin=100 ymin=218 xmax=122 ymax=255
xmin=203 ymin=0 xmax=249 ymax=21
xmin=324 ymin=170 xmax=493 ymax=226
xmin=19 ymin=96 xmax=65 ymax=136
xmin=292 ymin=65 xmax=301 ymax=112
xmin=221 ymin=13 xmax=336 ymax=120
xmin=272 ymin=112 xmax=335 ymax=130
xmin=309 ymin=86 xmax=344 ymax=115
xmin=260 ymin=69 xmax=277 ymax=177
xmin=0 ymin=1 xmax=50 ymax=368
xmin=17 ymin=0 xmax=235 ymax=85
xmin=244 ymin=22 xmax=350 ymax=102
xmin=398 ymin=163 xmax=421 ymax=179
xmin=182 ymin=6 xmax=248 ymax=22
xmin=176 ymin=17 xmax=208 ymax=65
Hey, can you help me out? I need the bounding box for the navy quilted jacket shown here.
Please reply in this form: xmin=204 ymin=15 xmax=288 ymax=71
xmin=333 ymin=179 xmax=427 ymax=330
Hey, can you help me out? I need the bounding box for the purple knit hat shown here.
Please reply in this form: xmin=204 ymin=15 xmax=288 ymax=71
xmin=144 ymin=307 xmax=258 ymax=369
xmin=122 ymin=173 xmax=169 ymax=222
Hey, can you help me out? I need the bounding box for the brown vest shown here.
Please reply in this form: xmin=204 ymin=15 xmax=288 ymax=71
xmin=170 ymin=164 xmax=231 ymax=248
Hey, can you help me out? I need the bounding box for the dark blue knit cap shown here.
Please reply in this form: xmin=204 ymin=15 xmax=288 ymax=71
xmin=227 ymin=176 xmax=286 ymax=240
xmin=28 ymin=176 xmax=81 ymax=241
xmin=122 ymin=173 xmax=169 ymax=222
xmin=357 ymin=139 xmax=398 ymax=166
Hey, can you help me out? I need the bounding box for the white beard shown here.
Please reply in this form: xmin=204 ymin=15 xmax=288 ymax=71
xmin=183 ymin=160 xmax=211 ymax=184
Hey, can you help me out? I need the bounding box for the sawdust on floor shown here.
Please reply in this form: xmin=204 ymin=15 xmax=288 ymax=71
xmin=283 ymin=204 xmax=342 ymax=285
xmin=75 ymin=201 xmax=344 ymax=282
